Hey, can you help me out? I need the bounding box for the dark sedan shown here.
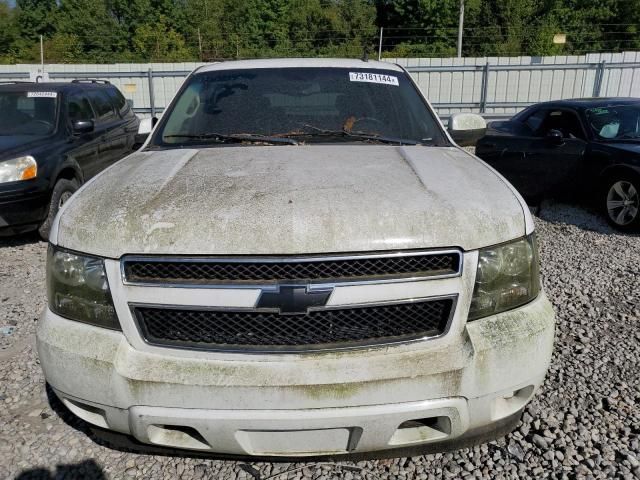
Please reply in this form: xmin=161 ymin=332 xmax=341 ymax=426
xmin=0 ymin=80 xmax=139 ymax=238
xmin=476 ymin=98 xmax=640 ymax=231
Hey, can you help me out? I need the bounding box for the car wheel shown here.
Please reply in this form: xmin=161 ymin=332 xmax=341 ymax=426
xmin=604 ymin=174 xmax=640 ymax=232
xmin=38 ymin=178 xmax=79 ymax=240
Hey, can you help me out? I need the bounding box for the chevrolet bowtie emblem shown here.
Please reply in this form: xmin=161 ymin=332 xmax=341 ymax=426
xmin=256 ymin=285 xmax=333 ymax=314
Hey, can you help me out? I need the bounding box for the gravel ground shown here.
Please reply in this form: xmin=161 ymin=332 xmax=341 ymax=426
xmin=0 ymin=201 xmax=638 ymax=480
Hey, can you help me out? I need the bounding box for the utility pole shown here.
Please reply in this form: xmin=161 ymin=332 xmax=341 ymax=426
xmin=198 ymin=28 xmax=203 ymax=61
xmin=40 ymin=35 xmax=44 ymax=73
xmin=457 ymin=0 xmax=464 ymax=58
xmin=378 ymin=27 xmax=383 ymax=61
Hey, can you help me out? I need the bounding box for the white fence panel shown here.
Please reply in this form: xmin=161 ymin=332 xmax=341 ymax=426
xmin=1 ymin=53 xmax=639 ymax=120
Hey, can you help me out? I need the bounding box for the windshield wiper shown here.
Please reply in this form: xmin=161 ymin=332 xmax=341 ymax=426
xmin=164 ymin=132 xmax=298 ymax=145
xmin=279 ymin=124 xmax=424 ymax=145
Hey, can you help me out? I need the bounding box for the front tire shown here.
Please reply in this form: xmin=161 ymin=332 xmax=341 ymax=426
xmin=38 ymin=178 xmax=79 ymax=240
xmin=603 ymin=174 xmax=640 ymax=232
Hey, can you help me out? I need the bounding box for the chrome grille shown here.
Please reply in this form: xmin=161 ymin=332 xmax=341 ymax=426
xmin=134 ymin=298 xmax=454 ymax=353
xmin=123 ymin=251 xmax=461 ymax=285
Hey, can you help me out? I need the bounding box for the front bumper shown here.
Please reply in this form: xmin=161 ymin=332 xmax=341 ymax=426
xmin=37 ymin=294 xmax=555 ymax=457
xmin=0 ymin=180 xmax=49 ymax=235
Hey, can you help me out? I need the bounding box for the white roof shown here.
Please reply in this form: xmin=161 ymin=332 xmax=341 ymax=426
xmin=196 ymin=58 xmax=404 ymax=73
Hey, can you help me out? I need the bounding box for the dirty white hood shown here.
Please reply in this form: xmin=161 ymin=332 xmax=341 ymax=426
xmin=55 ymin=145 xmax=528 ymax=258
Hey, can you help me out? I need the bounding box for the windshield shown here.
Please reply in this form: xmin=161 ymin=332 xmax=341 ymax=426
xmin=154 ymin=67 xmax=446 ymax=147
xmin=585 ymin=104 xmax=640 ymax=140
xmin=0 ymin=90 xmax=58 ymax=136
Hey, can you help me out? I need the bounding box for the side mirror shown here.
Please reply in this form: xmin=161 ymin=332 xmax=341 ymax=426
xmin=72 ymin=120 xmax=94 ymax=135
xmin=545 ymin=129 xmax=564 ymax=145
xmin=134 ymin=116 xmax=158 ymax=148
xmin=448 ymin=113 xmax=487 ymax=147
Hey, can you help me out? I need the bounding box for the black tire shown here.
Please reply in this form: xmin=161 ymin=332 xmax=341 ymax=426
xmin=602 ymin=173 xmax=640 ymax=233
xmin=38 ymin=178 xmax=79 ymax=240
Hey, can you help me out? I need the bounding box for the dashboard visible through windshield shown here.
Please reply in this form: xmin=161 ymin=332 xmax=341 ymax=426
xmin=153 ymin=67 xmax=447 ymax=147
xmin=0 ymin=91 xmax=58 ymax=136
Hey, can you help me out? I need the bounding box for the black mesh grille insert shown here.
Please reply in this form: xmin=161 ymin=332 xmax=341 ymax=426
xmin=135 ymin=298 xmax=453 ymax=352
xmin=124 ymin=252 xmax=460 ymax=285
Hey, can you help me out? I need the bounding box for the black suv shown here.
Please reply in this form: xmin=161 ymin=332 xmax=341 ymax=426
xmin=0 ymin=80 xmax=139 ymax=238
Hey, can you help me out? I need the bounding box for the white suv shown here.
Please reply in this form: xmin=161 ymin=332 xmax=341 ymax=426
xmin=38 ymin=58 xmax=555 ymax=458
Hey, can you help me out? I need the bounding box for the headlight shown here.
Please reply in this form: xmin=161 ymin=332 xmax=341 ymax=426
xmin=468 ymin=234 xmax=540 ymax=320
xmin=0 ymin=156 xmax=37 ymax=183
xmin=46 ymin=245 xmax=120 ymax=330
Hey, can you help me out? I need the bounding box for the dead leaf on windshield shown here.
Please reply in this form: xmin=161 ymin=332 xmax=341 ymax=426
xmin=343 ymin=116 xmax=356 ymax=133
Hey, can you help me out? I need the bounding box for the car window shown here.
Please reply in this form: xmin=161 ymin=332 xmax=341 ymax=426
xmin=0 ymin=90 xmax=58 ymax=136
xmin=67 ymin=93 xmax=95 ymax=123
xmin=87 ymin=89 xmax=116 ymax=121
xmin=523 ymin=110 xmax=546 ymax=134
xmin=534 ymin=109 xmax=585 ymax=140
xmin=585 ymin=104 xmax=640 ymax=140
xmin=155 ymin=67 xmax=447 ymax=147
xmin=105 ymin=87 xmax=129 ymax=116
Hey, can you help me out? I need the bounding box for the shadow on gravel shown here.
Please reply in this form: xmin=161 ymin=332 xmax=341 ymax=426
xmin=14 ymin=459 xmax=105 ymax=480
xmin=0 ymin=231 xmax=42 ymax=248
xmin=536 ymin=200 xmax=640 ymax=236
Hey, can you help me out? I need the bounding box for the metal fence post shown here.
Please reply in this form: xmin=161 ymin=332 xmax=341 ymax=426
xmin=480 ymin=62 xmax=490 ymax=113
xmin=592 ymin=60 xmax=606 ymax=97
xmin=147 ymin=68 xmax=156 ymax=117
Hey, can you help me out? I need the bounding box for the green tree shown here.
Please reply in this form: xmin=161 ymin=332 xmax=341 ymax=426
xmin=464 ymin=0 xmax=541 ymax=56
xmin=182 ymin=0 xmax=227 ymax=59
xmin=332 ymin=0 xmax=378 ymax=56
xmin=285 ymin=0 xmax=336 ymax=56
xmin=133 ymin=15 xmax=195 ymax=61
xmin=0 ymin=1 xmax=18 ymax=61
xmin=217 ymin=0 xmax=270 ymax=57
xmin=44 ymin=33 xmax=84 ymax=63
xmin=377 ymin=0 xmax=460 ymax=56
xmin=615 ymin=0 xmax=640 ymax=50
xmin=109 ymin=0 xmax=153 ymax=40
xmin=56 ymin=0 xmax=127 ymax=62
xmin=2 ymin=0 xmax=639 ymax=63
xmin=540 ymin=0 xmax=618 ymax=54
xmin=14 ymin=0 xmax=57 ymax=42
xmin=11 ymin=0 xmax=57 ymax=60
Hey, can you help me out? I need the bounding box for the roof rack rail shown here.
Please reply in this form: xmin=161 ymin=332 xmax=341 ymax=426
xmin=0 ymin=81 xmax=34 ymax=84
xmin=71 ymin=79 xmax=111 ymax=84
